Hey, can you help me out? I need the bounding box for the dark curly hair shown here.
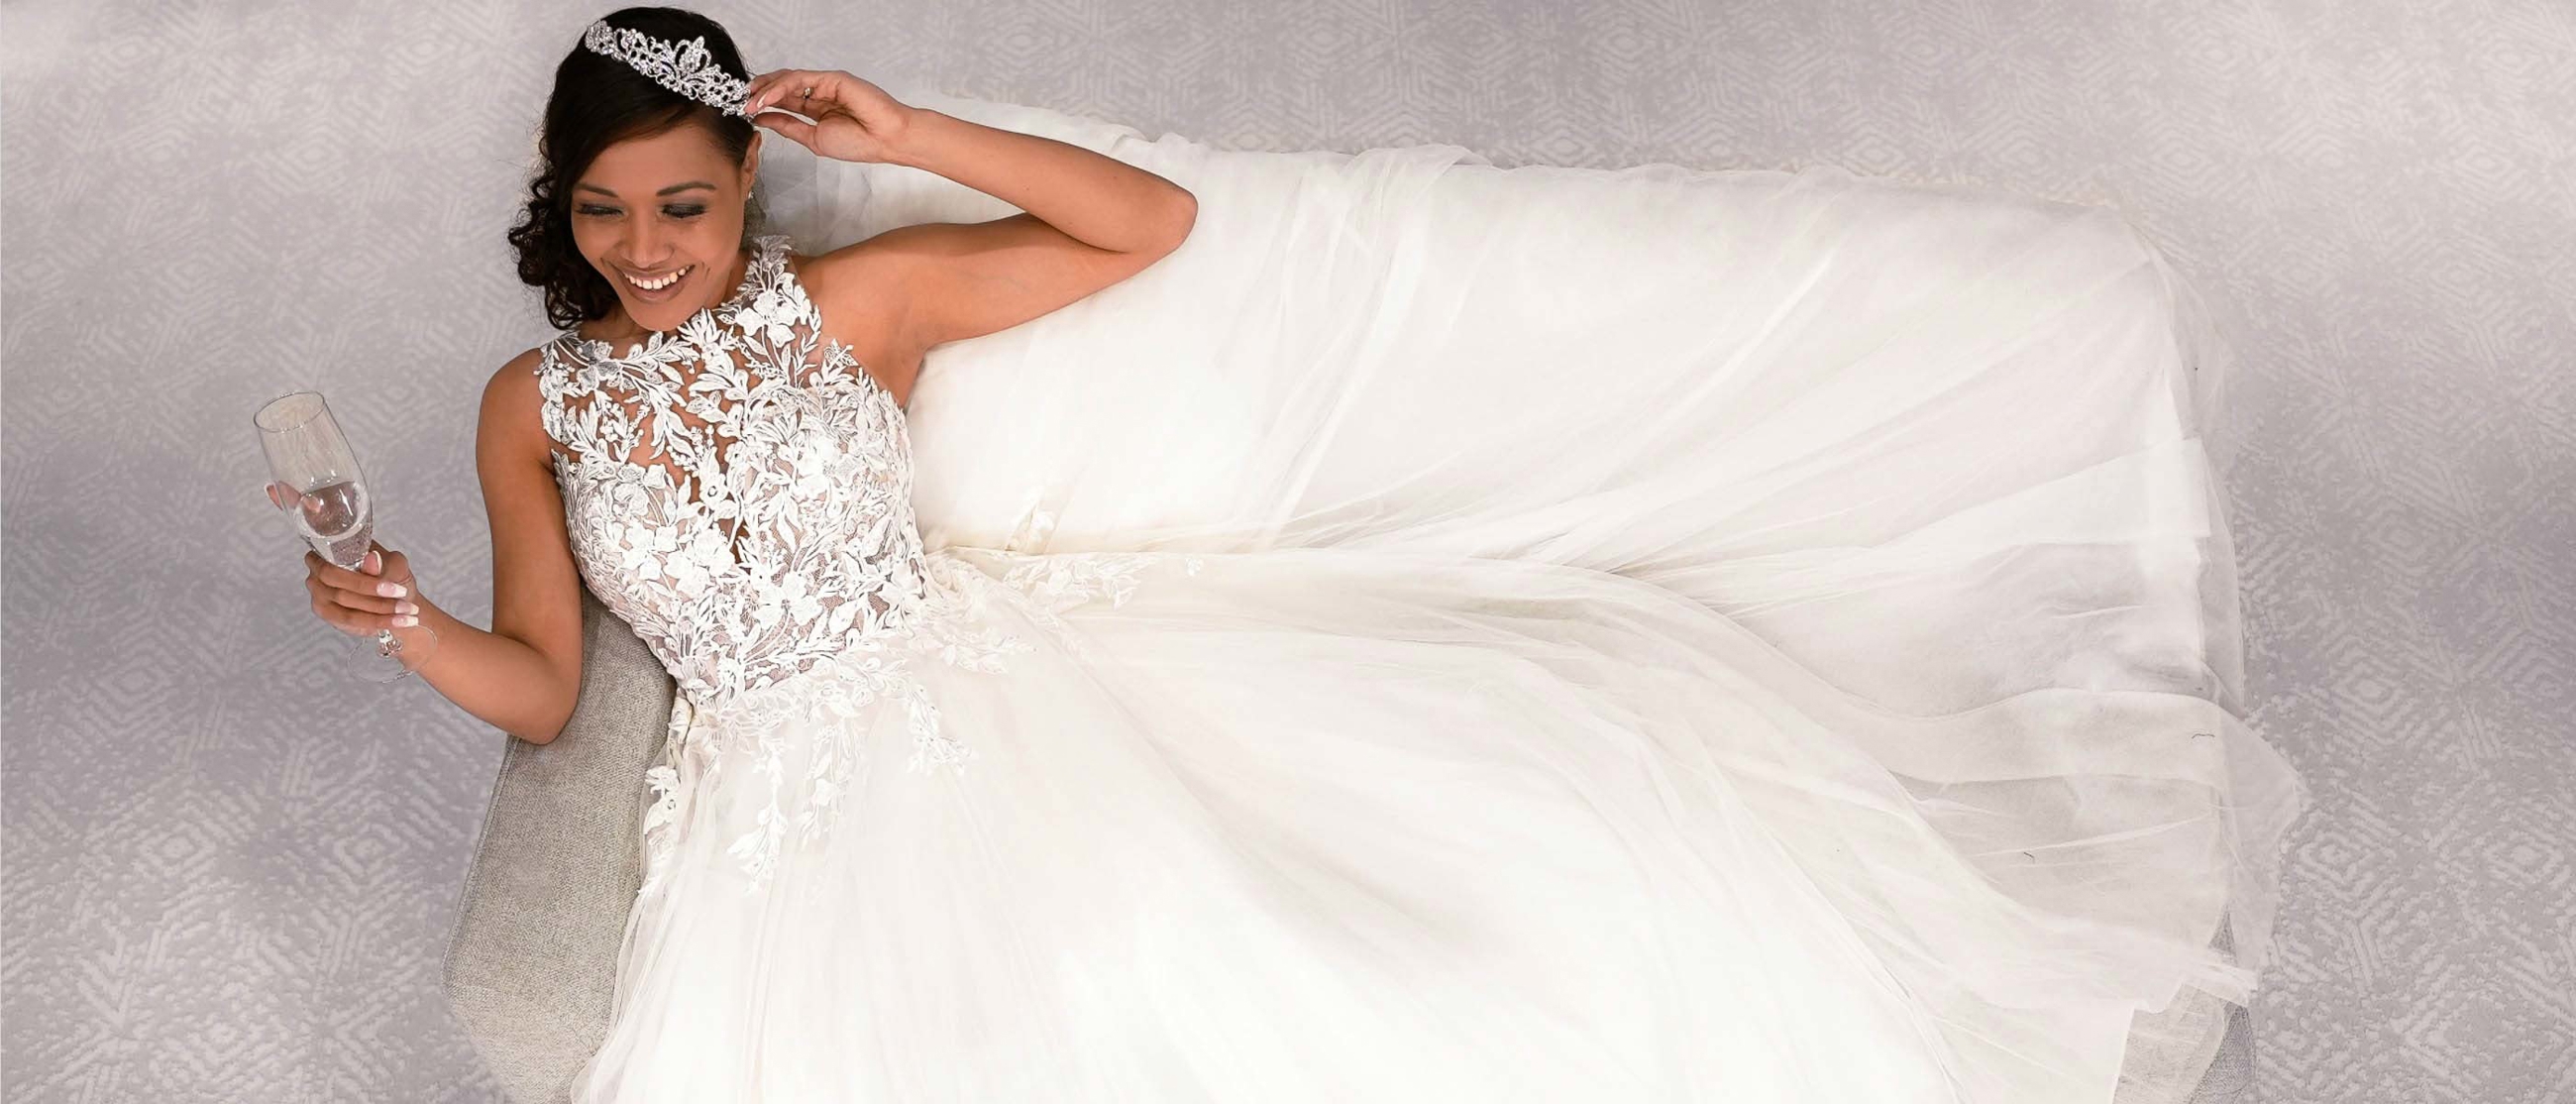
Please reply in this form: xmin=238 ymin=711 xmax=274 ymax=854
xmin=508 ymin=7 xmax=768 ymax=330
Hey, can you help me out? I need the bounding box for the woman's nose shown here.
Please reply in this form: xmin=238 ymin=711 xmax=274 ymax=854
xmin=623 ymin=221 xmax=665 ymax=263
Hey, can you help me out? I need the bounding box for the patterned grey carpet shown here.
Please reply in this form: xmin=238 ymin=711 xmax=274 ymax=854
xmin=3 ymin=1 xmax=2569 ymax=1101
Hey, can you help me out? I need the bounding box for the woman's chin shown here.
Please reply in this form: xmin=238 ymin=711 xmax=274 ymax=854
xmin=622 ymin=298 xmax=693 ymax=331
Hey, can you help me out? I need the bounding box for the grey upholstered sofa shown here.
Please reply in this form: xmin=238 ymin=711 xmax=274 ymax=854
xmin=439 ymin=583 xmax=2258 ymax=1104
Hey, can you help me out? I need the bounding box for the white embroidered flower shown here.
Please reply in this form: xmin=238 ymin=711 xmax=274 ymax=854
xmin=791 ymin=445 xmax=836 ymax=499
xmin=781 ymin=572 xmax=823 ymax=622
xmin=621 ymin=530 xmax=666 ymax=580
xmin=735 ymin=286 xmax=803 ymax=346
xmin=665 ymin=537 xmax=712 ymax=596
xmin=637 ymin=760 xmax=685 ymax=900
xmin=678 ymin=309 xmax=727 ymax=353
xmin=917 ymin=621 xmax=1028 ymax=674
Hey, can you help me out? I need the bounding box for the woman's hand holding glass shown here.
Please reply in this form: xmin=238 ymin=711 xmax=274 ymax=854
xmin=293 ymin=537 xmax=429 ymax=654
xmin=254 ymin=390 xmax=437 ymax=682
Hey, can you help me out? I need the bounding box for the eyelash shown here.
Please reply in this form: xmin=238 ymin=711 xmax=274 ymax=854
xmin=577 ymin=205 xmax=706 ymax=220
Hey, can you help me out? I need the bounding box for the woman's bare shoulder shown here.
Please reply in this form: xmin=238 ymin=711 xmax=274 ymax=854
xmin=478 ymin=345 xmax=557 ymax=470
xmin=790 ymin=239 xmax=901 ymax=336
xmin=788 ymin=240 xmax=924 ymax=403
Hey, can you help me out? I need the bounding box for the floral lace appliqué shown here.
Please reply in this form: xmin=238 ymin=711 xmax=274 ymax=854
xmin=537 ymin=234 xmax=1210 ymax=898
xmin=535 ymin=233 xmax=925 ymax=711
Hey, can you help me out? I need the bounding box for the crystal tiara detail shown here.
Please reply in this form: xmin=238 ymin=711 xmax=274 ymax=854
xmin=581 ymin=18 xmax=753 ymax=118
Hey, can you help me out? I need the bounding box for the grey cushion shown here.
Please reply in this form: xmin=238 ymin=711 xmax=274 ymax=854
xmin=2193 ymin=998 xmax=2257 ymax=1103
xmin=441 ymin=586 xmax=670 ymax=1104
xmin=439 ymin=583 xmax=2256 ymax=1103
xmin=2117 ymin=910 xmax=2257 ymax=1104
xmin=2186 ymin=912 xmax=2258 ymax=1104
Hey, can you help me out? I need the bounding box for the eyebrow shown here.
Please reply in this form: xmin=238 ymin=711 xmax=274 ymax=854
xmin=573 ymin=181 xmax=717 ymax=197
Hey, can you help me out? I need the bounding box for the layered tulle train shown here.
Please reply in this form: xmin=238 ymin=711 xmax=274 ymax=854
xmin=576 ymin=543 xmax=2278 ymax=1103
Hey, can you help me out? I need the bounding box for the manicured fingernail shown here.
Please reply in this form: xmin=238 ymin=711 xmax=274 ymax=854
xmin=394 ymin=601 xmax=418 ymax=615
xmin=391 ymin=614 xmax=418 ymax=628
xmin=379 ymin=582 xmax=406 ymax=598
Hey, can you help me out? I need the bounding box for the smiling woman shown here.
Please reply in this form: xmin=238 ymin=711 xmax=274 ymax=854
xmin=412 ymin=6 xmax=2298 ymax=1104
xmin=505 ymin=13 xmax=764 ymax=337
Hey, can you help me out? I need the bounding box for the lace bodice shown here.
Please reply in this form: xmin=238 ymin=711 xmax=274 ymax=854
xmin=535 ymin=233 xmax=1204 ymax=897
xmin=535 ymin=234 xmax=928 ymax=711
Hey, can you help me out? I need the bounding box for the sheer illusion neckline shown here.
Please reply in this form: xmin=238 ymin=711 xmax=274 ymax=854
xmin=568 ymin=240 xmax=765 ymax=361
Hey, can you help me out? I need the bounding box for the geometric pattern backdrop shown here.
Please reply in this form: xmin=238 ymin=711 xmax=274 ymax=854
xmin=3 ymin=0 xmax=2570 ymax=1100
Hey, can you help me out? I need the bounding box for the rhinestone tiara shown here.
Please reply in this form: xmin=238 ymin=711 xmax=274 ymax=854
xmin=581 ymin=18 xmax=752 ymax=118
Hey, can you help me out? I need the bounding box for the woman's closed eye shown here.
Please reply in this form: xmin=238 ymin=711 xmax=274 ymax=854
xmin=576 ymin=205 xmax=707 ymax=219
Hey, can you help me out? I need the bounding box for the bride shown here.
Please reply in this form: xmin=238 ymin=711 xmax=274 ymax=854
xmin=299 ymin=7 xmax=2307 ymax=1102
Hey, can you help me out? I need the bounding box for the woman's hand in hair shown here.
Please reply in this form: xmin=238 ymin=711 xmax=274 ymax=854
xmin=741 ymin=69 xmax=916 ymax=166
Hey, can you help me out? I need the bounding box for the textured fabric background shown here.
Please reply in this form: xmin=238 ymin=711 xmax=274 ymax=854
xmin=3 ymin=1 xmax=2569 ymax=1101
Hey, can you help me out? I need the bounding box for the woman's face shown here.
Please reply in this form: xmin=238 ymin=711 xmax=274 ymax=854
xmin=569 ymin=122 xmax=761 ymax=333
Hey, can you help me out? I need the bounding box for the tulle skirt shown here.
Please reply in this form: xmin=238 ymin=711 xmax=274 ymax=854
xmin=570 ymin=542 xmax=2292 ymax=1103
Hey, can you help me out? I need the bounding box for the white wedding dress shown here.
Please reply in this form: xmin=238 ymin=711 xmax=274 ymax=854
xmin=540 ymin=104 xmax=2306 ymax=1101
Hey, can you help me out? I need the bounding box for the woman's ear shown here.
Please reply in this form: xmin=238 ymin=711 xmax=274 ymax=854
xmin=739 ymin=131 xmax=765 ymax=241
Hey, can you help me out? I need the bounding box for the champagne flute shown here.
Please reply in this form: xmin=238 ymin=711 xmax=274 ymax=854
xmin=253 ymin=390 xmax=436 ymax=682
